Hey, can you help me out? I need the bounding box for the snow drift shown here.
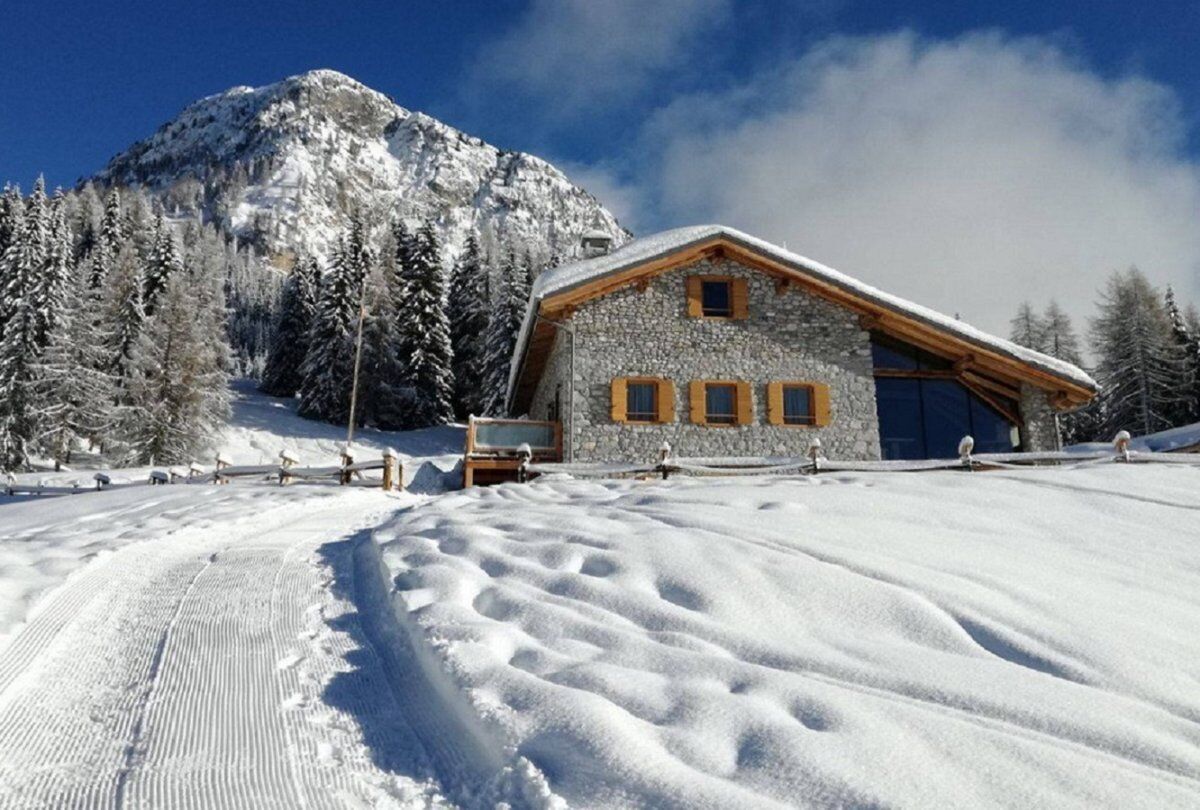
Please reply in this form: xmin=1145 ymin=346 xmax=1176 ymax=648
xmin=376 ymin=466 xmax=1200 ymax=808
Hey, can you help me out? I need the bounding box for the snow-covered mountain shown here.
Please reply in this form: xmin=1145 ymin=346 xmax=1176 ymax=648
xmin=90 ymin=69 xmax=627 ymax=263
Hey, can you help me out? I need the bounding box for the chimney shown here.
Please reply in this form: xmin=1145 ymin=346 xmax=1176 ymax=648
xmin=580 ymin=229 xmax=613 ymax=258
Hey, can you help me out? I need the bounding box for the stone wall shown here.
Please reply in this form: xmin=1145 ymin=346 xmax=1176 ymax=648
xmin=1018 ymin=383 xmax=1062 ymax=452
xmin=528 ymin=257 xmax=882 ymax=462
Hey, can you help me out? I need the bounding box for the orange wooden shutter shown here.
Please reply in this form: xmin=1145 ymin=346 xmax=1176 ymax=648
xmin=731 ymin=278 xmax=749 ymax=319
xmin=610 ymin=378 xmax=628 ymax=423
xmin=686 ymin=276 xmax=703 ymax=318
xmin=813 ymin=383 xmax=831 ymax=426
xmin=689 ymin=380 xmax=706 ymax=424
xmin=735 ymin=381 xmax=753 ymax=425
xmin=766 ymin=382 xmax=784 ymax=426
xmin=656 ymin=379 xmax=675 ymax=423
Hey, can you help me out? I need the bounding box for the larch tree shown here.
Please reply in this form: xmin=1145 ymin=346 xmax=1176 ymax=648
xmin=260 ymin=255 xmax=320 ymax=397
xmin=1009 ymin=302 xmax=1046 ymax=352
xmin=120 ymin=267 xmax=231 ymax=465
xmin=1090 ymin=268 xmax=1186 ymax=438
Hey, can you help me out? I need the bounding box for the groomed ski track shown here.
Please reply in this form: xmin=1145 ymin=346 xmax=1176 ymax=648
xmin=0 ymin=492 xmax=504 ymax=809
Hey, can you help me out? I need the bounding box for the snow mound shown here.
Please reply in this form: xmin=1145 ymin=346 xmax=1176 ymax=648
xmin=376 ymin=467 xmax=1200 ymax=808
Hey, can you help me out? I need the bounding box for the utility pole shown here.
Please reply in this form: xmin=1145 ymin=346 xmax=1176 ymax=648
xmin=346 ymin=268 xmax=368 ymax=445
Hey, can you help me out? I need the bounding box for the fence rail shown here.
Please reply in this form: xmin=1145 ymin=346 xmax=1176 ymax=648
xmin=523 ymin=432 xmax=1200 ymax=481
xmin=5 ymin=446 xmax=402 ymax=498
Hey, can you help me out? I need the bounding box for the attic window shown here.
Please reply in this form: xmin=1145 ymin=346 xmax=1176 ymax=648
xmin=687 ymin=276 xmax=748 ymax=319
xmin=701 ymin=280 xmax=732 ymax=317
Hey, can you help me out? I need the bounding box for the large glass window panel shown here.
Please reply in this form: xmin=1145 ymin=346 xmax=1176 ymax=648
xmin=970 ymin=396 xmax=1019 ymax=453
xmin=875 ymin=378 xmax=925 ymax=459
xmin=921 ymin=380 xmax=972 ymax=459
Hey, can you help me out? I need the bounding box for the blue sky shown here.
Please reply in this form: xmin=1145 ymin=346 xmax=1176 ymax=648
xmin=3 ymin=0 xmax=1200 ymax=329
xmin=3 ymin=1 xmax=1198 ymax=190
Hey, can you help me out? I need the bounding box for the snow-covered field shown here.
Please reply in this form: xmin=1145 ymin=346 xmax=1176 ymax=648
xmin=376 ymin=465 xmax=1200 ymax=808
xmin=4 ymin=384 xmax=1200 ymax=808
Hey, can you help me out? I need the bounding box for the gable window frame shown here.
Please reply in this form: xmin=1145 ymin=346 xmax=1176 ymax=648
xmin=686 ymin=275 xmax=749 ymax=319
xmin=701 ymin=278 xmax=733 ymax=318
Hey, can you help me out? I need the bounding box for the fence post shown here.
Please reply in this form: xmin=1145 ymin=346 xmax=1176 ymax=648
xmin=808 ymin=438 xmax=823 ymax=474
xmin=339 ymin=445 xmax=356 ymax=485
xmin=94 ymin=472 xmax=110 ymax=491
xmin=279 ymin=450 xmax=298 ymax=486
xmin=517 ymin=443 xmax=532 ymax=484
xmin=659 ymin=441 xmax=672 ymax=480
xmin=382 ymin=448 xmax=399 ymax=491
xmin=1113 ymin=430 xmax=1131 ymax=462
xmin=958 ymin=435 xmax=975 ymax=471
xmin=214 ymin=453 xmax=231 ymax=484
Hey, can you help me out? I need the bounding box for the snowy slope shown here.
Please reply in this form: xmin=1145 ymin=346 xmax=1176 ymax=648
xmin=375 ymin=466 xmax=1200 ymax=808
xmin=91 ymin=69 xmax=627 ymax=263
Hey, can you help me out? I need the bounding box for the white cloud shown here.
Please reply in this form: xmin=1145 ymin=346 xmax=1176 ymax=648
xmin=472 ymin=0 xmax=730 ymax=113
xmin=632 ymin=31 xmax=1200 ymax=338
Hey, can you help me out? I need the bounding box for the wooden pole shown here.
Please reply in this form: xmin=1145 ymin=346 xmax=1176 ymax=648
xmin=346 ymin=276 xmax=368 ymax=446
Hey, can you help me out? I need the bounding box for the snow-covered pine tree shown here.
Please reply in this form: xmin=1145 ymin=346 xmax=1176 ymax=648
xmin=357 ymin=225 xmax=409 ymax=429
xmin=0 ymin=186 xmax=23 ymax=258
xmin=1165 ymin=287 xmax=1200 ymax=426
xmin=447 ymin=233 xmax=489 ymax=419
xmin=0 ymin=189 xmax=49 ymax=470
xmin=35 ymin=191 xmax=73 ymax=348
xmin=35 ymin=261 xmax=117 ymax=468
xmin=1009 ymin=302 xmax=1047 ymax=352
xmin=260 ymin=255 xmax=320 ymax=397
xmin=481 ymin=250 xmax=529 ymax=416
xmin=143 ymin=211 xmax=183 ymax=316
xmin=298 ymin=215 xmax=371 ymax=425
xmin=90 ymin=188 xmax=123 ymax=288
xmin=119 ymin=267 xmax=231 ymax=465
xmin=394 ymin=220 xmax=454 ymax=428
xmin=1091 ymin=268 xmax=1186 ymax=438
xmin=103 ymin=241 xmax=147 ymax=381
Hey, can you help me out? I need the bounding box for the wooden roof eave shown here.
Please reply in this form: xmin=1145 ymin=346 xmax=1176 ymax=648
xmin=515 ymin=235 xmax=1096 ymax=413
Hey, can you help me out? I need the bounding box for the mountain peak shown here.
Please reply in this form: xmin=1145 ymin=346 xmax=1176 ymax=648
xmin=91 ymin=70 xmax=626 ymax=263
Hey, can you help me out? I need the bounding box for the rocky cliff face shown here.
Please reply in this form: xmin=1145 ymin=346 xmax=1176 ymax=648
xmin=92 ymin=69 xmax=627 ymax=263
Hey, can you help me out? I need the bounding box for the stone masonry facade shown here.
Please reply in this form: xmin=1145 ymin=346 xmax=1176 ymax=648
xmin=528 ymin=257 xmax=884 ymax=462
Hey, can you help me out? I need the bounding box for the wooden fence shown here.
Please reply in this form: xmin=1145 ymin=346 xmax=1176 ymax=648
xmin=5 ymin=446 xmax=401 ymax=498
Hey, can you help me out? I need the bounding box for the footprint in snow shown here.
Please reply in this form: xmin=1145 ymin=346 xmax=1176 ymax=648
xmin=276 ymin=653 xmax=304 ymax=671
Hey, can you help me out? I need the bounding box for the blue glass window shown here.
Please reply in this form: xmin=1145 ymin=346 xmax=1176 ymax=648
xmin=875 ymin=377 xmax=926 ymax=460
xmin=626 ymin=382 xmax=657 ymax=422
xmin=705 ymin=384 xmax=737 ymax=424
xmin=875 ymin=377 xmax=1018 ymax=459
xmin=782 ymin=385 xmax=814 ymax=425
xmin=701 ymin=280 xmax=732 ymax=317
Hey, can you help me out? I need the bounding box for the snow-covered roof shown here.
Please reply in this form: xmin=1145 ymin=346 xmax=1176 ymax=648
xmin=510 ymin=225 xmax=1096 ymax=407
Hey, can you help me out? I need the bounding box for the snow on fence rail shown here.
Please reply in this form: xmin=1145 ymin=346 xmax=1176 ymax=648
xmin=4 ymin=445 xmax=402 ymax=498
xmin=523 ymin=432 xmax=1200 ymax=482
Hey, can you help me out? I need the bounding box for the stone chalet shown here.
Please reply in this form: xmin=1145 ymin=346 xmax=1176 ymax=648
xmin=505 ymin=225 xmax=1097 ymax=464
